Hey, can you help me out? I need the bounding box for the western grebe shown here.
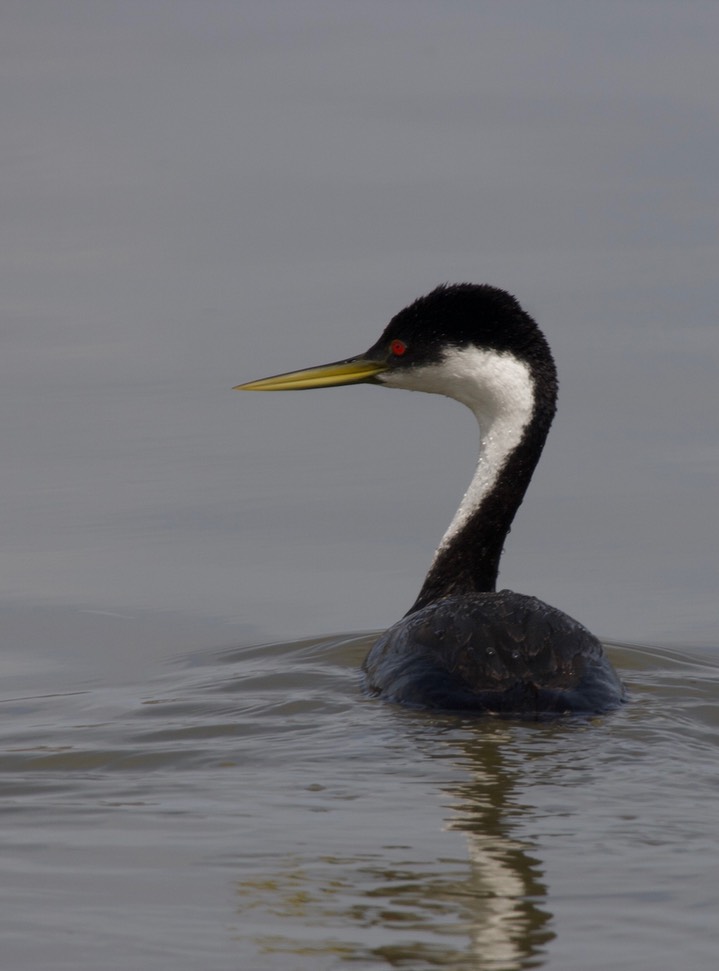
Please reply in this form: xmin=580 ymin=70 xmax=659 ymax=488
xmin=235 ymin=284 xmax=625 ymax=716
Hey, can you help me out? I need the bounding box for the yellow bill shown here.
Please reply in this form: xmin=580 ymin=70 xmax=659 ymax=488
xmin=234 ymin=357 xmax=387 ymax=391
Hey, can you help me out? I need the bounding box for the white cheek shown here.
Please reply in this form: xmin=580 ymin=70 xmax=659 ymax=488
xmin=379 ymin=347 xmax=534 ymax=426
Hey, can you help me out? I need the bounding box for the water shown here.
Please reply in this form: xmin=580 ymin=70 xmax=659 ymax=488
xmin=2 ymin=607 xmax=718 ymax=970
xmin=2 ymin=3 xmax=718 ymax=968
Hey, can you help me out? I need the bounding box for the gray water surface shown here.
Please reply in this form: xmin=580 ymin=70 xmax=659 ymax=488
xmin=3 ymin=609 xmax=718 ymax=970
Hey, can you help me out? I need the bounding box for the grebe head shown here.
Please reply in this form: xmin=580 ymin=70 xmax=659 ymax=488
xmin=235 ymin=283 xmax=556 ymax=414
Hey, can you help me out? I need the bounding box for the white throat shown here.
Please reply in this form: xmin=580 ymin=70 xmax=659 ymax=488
xmin=379 ymin=345 xmax=536 ymax=557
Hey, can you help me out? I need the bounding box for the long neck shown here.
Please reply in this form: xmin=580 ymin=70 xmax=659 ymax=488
xmin=407 ymin=352 xmax=556 ymax=614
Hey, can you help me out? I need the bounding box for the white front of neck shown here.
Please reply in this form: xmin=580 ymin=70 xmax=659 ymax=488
xmin=379 ymin=345 xmax=536 ymax=555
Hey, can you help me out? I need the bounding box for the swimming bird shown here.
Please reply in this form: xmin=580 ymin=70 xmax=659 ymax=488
xmin=235 ymin=284 xmax=625 ymax=716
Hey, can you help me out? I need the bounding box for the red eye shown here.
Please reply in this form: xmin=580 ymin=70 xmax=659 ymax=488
xmin=390 ymin=339 xmax=407 ymax=357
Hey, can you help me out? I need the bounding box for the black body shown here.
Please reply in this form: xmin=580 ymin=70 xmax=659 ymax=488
xmin=364 ymin=592 xmax=625 ymax=716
